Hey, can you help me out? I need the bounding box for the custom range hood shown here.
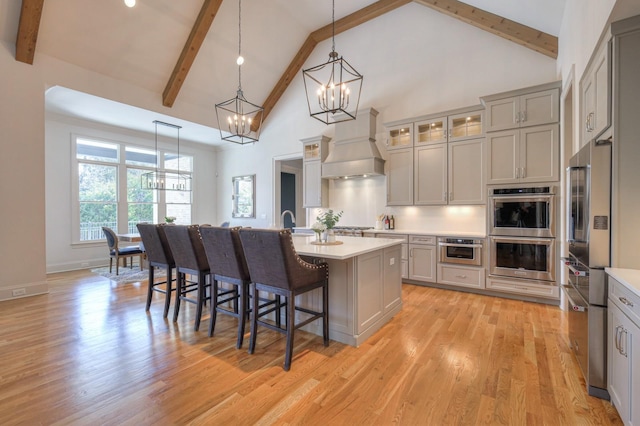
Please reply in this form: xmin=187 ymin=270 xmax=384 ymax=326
xmin=321 ymin=108 xmax=385 ymax=179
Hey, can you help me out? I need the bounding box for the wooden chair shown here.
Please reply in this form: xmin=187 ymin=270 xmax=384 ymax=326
xmin=239 ymin=228 xmax=329 ymax=371
xmin=163 ymin=225 xmax=210 ymax=331
xmin=136 ymin=223 xmax=176 ymax=318
xmin=200 ymin=225 xmax=250 ymax=348
xmin=101 ymin=226 xmax=144 ymax=275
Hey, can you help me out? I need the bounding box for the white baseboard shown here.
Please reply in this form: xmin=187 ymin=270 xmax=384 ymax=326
xmin=46 ymin=258 xmax=108 ymax=274
xmin=0 ymin=280 xmax=49 ymax=302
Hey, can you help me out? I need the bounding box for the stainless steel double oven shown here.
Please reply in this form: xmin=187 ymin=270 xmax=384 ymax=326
xmin=488 ymin=185 xmax=556 ymax=282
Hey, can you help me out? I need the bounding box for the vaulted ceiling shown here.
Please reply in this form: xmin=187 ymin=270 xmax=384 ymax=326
xmin=6 ymin=0 xmax=566 ymax=145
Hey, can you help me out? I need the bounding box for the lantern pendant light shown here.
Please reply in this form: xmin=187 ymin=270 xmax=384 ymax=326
xmin=215 ymin=0 xmax=264 ymax=145
xmin=302 ymin=0 xmax=363 ymax=125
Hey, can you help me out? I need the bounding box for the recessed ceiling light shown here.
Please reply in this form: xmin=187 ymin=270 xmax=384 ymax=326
xmin=124 ymin=0 xmax=136 ymax=8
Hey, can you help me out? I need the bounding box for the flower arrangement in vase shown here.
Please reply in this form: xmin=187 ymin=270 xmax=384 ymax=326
xmin=165 ymin=216 xmax=177 ymax=224
xmin=316 ymin=209 xmax=343 ymax=242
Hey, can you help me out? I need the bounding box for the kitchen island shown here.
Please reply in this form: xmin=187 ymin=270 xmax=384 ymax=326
xmin=292 ymin=234 xmax=403 ymax=346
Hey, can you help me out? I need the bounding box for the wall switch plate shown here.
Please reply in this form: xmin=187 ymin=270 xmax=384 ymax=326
xmin=390 ymin=258 xmax=395 ymax=265
xmin=12 ymin=288 xmax=26 ymax=297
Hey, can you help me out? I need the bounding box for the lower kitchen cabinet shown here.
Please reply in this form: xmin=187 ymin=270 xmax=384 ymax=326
xmin=366 ymin=233 xmax=409 ymax=279
xmin=607 ymin=275 xmax=640 ymax=426
xmin=437 ymin=264 xmax=485 ymax=289
xmin=485 ymin=276 xmax=559 ymax=299
xmin=408 ymin=235 xmax=436 ymax=282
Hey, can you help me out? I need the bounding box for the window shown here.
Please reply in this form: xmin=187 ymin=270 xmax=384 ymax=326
xmin=73 ymin=136 xmax=193 ymax=242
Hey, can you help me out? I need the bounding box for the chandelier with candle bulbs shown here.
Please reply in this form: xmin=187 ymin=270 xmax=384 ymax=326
xmin=302 ymin=0 xmax=363 ymax=125
xmin=215 ymin=0 xmax=264 ymax=145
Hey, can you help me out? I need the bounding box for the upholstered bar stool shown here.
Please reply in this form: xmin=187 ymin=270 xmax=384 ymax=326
xmin=136 ymin=223 xmax=175 ymax=318
xmin=199 ymin=226 xmax=251 ymax=348
xmin=239 ymin=228 xmax=329 ymax=371
xmin=163 ymin=225 xmax=211 ymax=331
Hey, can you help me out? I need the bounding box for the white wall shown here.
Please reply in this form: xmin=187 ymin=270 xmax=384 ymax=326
xmin=0 ymin=41 xmax=48 ymax=300
xmin=45 ymin=113 xmax=217 ymax=273
xmin=216 ymin=3 xmax=558 ymax=232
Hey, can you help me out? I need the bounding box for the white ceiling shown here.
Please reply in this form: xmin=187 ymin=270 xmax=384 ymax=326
xmin=4 ymin=0 xmax=567 ymax=146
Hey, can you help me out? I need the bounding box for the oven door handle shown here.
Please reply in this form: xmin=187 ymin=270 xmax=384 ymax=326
xmin=563 ymin=285 xmax=586 ymax=312
xmin=438 ymin=243 xmax=483 ymax=249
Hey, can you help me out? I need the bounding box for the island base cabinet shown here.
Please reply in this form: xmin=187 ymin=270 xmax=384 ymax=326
xmin=298 ymin=246 xmax=403 ymax=347
xmin=356 ymin=251 xmax=385 ymax=333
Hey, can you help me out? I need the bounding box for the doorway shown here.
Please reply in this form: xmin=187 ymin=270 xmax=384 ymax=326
xmin=281 ymin=172 xmax=296 ymax=229
xmin=273 ymin=155 xmax=304 ymax=229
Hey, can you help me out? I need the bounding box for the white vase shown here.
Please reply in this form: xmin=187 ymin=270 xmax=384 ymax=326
xmin=327 ymin=229 xmax=336 ymax=243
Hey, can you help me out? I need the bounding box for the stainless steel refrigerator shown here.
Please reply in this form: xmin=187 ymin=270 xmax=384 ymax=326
xmin=565 ymin=137 xmax=612 ymax=400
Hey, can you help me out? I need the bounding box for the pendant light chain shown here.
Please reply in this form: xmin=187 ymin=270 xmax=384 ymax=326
xmin=238 ymin=0 xmax=242 ymax=92
xmin=331 ymin=0 xmax=335 ymax=53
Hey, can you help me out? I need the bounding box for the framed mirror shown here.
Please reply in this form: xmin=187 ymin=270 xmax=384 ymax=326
xmin=232 ymin=175 xmax=256 ymax=218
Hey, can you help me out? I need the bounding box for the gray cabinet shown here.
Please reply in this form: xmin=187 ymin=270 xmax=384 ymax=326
xmin=385 ymin=123 xmax=413 ymax=150
xmin=486 ymin=124 xmax=559 ymax=184
xmin=386 ymin=148 xmax=413 ymax=206
xmin=301 ymin=135 xmax=329 ymax=208
xmin=484 ymin=87 xmax=559 ymax=132
xmin=390 ymin=106 xmax=485 ymax=206
xmin=408 ymin=235 xmax=436 ymax=282
xmin=581 ymin=38 xmax=611 ymax=146
xmin=608 ymin=275 xmax=640 ymax=426
xmin=414 ymin=143 xmax=447 ymax=205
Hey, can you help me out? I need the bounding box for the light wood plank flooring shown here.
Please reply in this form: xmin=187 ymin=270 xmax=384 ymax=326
xmin=0 ymin=270 xmax=622 ymax=425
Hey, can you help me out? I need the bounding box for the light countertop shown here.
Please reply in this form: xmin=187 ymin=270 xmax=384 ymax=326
xmin=363 ymin=229 xmax=487 ymax=238
xmin=605 ymin=268 xmax=640 ymax=298
xmin=293 ymin=235 xmax=403 ymax=260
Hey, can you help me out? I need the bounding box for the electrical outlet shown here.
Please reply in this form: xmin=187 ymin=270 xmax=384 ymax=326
xmin=12 ymin=288 xmax=26 ymax=297
xmin=81 ymin=262 xmax=90 ymax=268
xmin=390 ymin=257 xmax=395 ymax=266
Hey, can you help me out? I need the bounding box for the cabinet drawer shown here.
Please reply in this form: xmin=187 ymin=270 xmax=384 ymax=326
xmin=437 ymin=264 xmax=485 ymax=289
xmin=409 ymin=235 xmax=436 ymax=245
xmin=375 ymin=233 xmax=409 ymax=243
xmin=486 ymin=276 xmax=559 ymax=299
xmin=609 ymin=277 xmax=640 ymax=327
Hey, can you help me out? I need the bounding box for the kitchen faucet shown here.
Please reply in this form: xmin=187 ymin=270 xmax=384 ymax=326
xmin=280 ymin=210 xmax=296 ymax=228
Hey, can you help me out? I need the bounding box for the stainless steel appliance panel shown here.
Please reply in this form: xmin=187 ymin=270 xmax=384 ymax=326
xmin=437 ymin=237 xmax=483 ymax=267
xmin=563 ymin=280 xmax=609 ymax=398
xmin=489 ymin=236 xmax=555 ymax=281
xmin=488 ymin=186 xmax=556 ymax=238
xmin=568 ymin=139 xmax=612 ymax=268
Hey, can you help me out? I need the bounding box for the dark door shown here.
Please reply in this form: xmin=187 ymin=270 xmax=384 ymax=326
xmin=280 ymin=172 xmax=296 ymax=229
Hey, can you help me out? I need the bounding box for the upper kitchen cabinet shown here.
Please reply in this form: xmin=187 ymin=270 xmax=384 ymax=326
xmin=414 ymin=108 xmax=484 ymax=146
xmin=581 ymin=38 xmax=611 ymax=147
xmin=482 ymin=82 xmax=560 ymax=132
xmin=448 ymin=110 xmax=484 ymax=142
xmin=415 ymin=117 xmax=447 ymax=145
xmin=414 ymin=138 xmax=485 ymax=205
xmin=486 ymin=124 xmax=559 ymax=184
xmin=301 ymin=135 xmax=329 ymax=208
xmin=385 ymin=124 xmax=413 ymax=150
xmin=386 ymin=148 xmax=414 ymax=206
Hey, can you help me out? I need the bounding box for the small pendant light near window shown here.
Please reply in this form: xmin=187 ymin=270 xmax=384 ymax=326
xmin=141 ymin=120 xmax=192 ymax=192
xmin=215 ymin=0 xmax=264 ymax=145
xmin=302 ymin=0 xmax=363 ymax=125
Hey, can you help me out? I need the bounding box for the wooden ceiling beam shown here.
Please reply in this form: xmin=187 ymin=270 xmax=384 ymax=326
xmin=252 ymin=0 xmax=411 ymax=131
xmin=413 ymin=0 xmax=558 ymax=59
xmin=162 ymin=0 xmax=224 ymax=108
xmin=15 ymin=0 xmax=45 ymax=65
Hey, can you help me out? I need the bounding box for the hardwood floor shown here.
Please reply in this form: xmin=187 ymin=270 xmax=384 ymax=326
xmin=0 ymin=270 xmax=622 ymax=425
